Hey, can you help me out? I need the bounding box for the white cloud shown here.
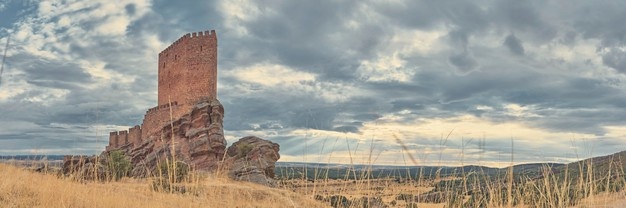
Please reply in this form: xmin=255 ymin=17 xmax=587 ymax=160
xmin=95 ymin=15 xmax=130 ymax=36
xmin=5 ymin=0 xmax=154 ymax=91
xmin=504 ymin=104 xmax=541 ymax=118
xmin=358 ymin=52 xmax=414 ymax=82
xmin=37 ymin=1 xmax=53 ymax=15
xmin=227 ymin=63 xmax=316 ymax=86
xmin=357 ymin=28 xmax=445 ymax=83
xmin=22 ymin=88 xmax=69 ymax=105
xmin=0 ymin=78 xmax=28 ymax=102
xmin=279 ymin=113 xmax=604 ymax=166
xmin=391 ymin=28 xmax=446 ymax=55
xmin=57 ymin=15 xmax=70 ymax=27
xmin=218 ymin=0 xmax=261 ymax=36
xmin=224 ymin=63 xmax=365 ymax=103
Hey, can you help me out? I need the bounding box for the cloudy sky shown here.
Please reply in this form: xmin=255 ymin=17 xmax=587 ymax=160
xmin=2 ymin=0 xmax=626 ymax=167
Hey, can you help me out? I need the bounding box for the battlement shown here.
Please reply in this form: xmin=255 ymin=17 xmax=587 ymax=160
xmin=147 ymin=101 xmax=179 ymax=113
xmin=129 ymin=125 xmax=141 ymax=131
xmin=159 ymin=30 xmax=216 ymax=57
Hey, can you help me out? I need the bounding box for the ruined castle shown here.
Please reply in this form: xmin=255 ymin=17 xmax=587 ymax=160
xmin=106 ymin=30 xmax=218 ymax=151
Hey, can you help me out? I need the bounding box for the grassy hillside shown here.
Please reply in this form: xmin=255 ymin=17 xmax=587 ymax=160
xmin=3 ymin=151 xmax=626 ymax=208
xmin=0 ymin=163 xmax=325 ymax=208
xmin=271 ymin=151 xmax=626 ymax=207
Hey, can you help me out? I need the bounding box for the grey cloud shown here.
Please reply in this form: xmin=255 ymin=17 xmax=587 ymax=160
xmin=10 ymin=54 xmax=92 ymax=88
xmin=290 ymin=107 xmax=336 ymax=130
xmin=222 ymin=90 xmax=341 ymax=132
xmin=124 ymin=4 xmax=136 ymax=16
xmin=352 ymin=113 xmax=382 ymax=121
xmin=332 ymin=126 xmax=359 ymax=133
xmin=602 ymin=48 xmax=626 ymax=73
xmin=210 ymin=0 xmax=626 ymax=162
xmin=228 ymin=0 xmax=389 ymax=81
xmin=491 ymin=0 xmax=556 ymax=42
xmin=570 ymin=1 xmax=626 ymax=47
xmin=373 ymin=0 xmax=488 ymax=31
xmin=448 ymin=52 xmax=478 ymax=73
xmin=504 ymin=34 xmax=524 ymax=55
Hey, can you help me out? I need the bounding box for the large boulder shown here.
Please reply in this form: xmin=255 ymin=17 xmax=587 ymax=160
xmin=224 ymin=136 xmax=280 ymax=187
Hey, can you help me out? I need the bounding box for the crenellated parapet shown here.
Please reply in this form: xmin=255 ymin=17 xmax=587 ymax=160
xmin=107 ymin=126 xmax=144 ymax=150
xmin=106 ymin=131 xmax=119 ymax=151
xmin=147 ymin=101 xmax=179 ymax=114
xmin=158 ymin=30 xmax=216 ymax=58
xmin=128 ymin=125 xmax=142 ymax=148
xmin=118 ymin=130 xmax=128 ymax=147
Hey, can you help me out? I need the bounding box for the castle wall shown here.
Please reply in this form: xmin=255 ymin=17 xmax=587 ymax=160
xmin=107 ymin=132 xmax=119 ymax=151
xmin=141 ymin=102 xmax=186 ymax=137
xmin=119 ymin=130 xmax=128 ymax=146
xmin=128 ymin=125 xmax=142 ymax=148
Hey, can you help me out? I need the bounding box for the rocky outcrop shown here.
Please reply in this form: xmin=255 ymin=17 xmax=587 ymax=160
xmin=62 ymin=155 xmax=106 ymax=181
xmin=224 ymin=136 xmax=281 ymax=187
xmin=63 ymin=99 xmax=281 ymax=186
xmin=120 ymin=99 xmax=227 ymax=177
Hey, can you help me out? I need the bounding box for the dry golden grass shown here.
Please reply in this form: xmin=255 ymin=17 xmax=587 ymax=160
xmin=283 ymin=177 xmax=446 ymax=207
xmin=573 ymin=192 xmax=626 ymax=208
xmin=0 ymin=163 xmax=325 ymax=208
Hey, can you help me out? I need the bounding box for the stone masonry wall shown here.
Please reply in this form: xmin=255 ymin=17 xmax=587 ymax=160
xmin=158 ymin=30 xmax=217 ymax=110
xmin=141 ymin=102 xmax=186 ymax=137
xmin=127 ymin=125 xmax=142 ymax=147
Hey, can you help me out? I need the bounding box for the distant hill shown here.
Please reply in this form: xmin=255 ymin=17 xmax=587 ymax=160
xmin=4 ymin=152 xmax=619 ymax=181
xmin=274 ymin=161 xmax=566 ymax=180
xmin=552 ymin=150 xmax=626 ymax=180
xmin=0 ymin=155 xmax=65 ymax=161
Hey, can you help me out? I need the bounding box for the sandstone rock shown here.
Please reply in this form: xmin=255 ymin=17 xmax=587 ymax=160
xmin=121 ymin=99 xmax=227 ymax=177
xmin=224 ymin=136 xmax=280 ymax=187
xmin=63 ymin=99 xmax=282 ymax=187
xmin=62 ymin=155 xmax=107 ymax=181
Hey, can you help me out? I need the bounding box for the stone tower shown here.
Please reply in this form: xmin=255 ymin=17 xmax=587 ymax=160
xmin=158 ymin=30 xmax=218 ymax=106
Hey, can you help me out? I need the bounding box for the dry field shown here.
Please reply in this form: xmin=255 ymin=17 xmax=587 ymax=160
xmin=281 ymin=178 xmax=445 ymax=208
xmin=0 ymin=163 xmax=325 ymax=208
xmin=280 ymin=177 xmax=626 ymax=208
xmin=4 ymin=160 xmax=626 ymax=208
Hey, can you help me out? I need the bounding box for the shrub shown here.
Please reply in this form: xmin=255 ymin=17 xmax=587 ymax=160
xmin=237 ymin=144 xmax=254 ymax=158
xmin=107 ymin=150 xmax=131 ymax=181
xmin=396 ymin=193 xmax=414 ymax=202
xmin=329 ymin=195 xmax=350 ymax=208
xmin=155 ymin=160 xmax=190 ymax=183
xmin=152 ymin=160 xmax=190 ymax=193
